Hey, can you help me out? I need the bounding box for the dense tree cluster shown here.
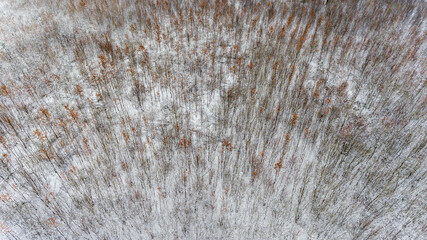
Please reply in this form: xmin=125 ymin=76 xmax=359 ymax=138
xmin=0 ymin=0 xmax=425 ymax=239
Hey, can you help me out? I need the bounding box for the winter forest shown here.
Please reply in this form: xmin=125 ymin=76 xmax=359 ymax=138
xmin=0 ymin=0 xmax=426 ymax=239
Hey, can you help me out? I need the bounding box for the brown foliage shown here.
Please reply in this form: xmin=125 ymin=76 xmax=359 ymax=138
xmin=285 ymin=132 xmax=291 ymax=143
xmin=289 ymin=65 xmax=295 ymax=82
xmin=0 ymin=193 xmax=12 ymax=202
xmin=64 ymin=104 xmax=79 ymax=121
xmin=34 ymin=129 xmax=46 ymax=142
xmin=40 ymin=148 xmax=55 ymax=160
xmin=46 ymin=217 xmax=60 ymax=227
xmin=75 ymin=84 xmax=83 ymax=96
xmin=39 ymin=108 xmax=51 ymax=121
xmin=122 ymin=130 xmax=130 ymax=143
xmin=274 ymin=159 xmax=284 ymax=171
xmin=222 ymin=139 xmax=233 ymax=151
xmin=0 ymin=136 xmax=6 ymax=147
xmin=121 ymin=162 xmax=128 ymax=170
xmin=179 ymin=136 xmax=191 ymax=149
xmin=291 ymin=113 xmax=298 ymax=126
xmin=1 ymin=85 xmax=9 ymax=96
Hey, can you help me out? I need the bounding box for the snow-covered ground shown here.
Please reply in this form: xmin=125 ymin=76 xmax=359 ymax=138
xmin=0 ymin=0 xmax=426 ymax=239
